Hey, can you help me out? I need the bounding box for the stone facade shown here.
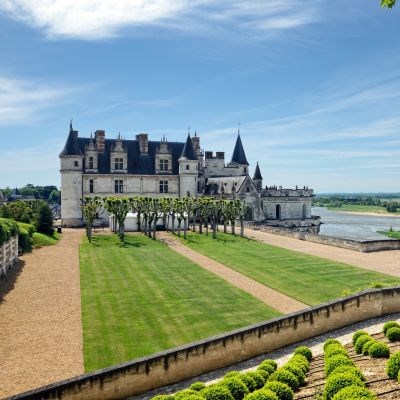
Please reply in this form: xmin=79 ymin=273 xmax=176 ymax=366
xmin=60 ymin=123 xmax=320 ymax=231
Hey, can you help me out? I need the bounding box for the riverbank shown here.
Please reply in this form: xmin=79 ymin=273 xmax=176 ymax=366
xmin=331 ymin=209 xmax=400 ymax=218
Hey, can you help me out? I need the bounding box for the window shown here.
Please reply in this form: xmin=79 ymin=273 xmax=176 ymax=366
xmin=159 ymin=159 xmax=169 ymax=172
xmin=160 ymin=180 xmax=168 ymax=193
xmin=88 ymin=157 xmax=94 ymax=169
xmin=244 ymin=167 xmax=247 ymax=173
xmin=186 ymin=164 xmax=190 ymax=170
xmin=246 ymin=187 xmax=250 ymax=193
xmin=114 ymin=157 xmax=124 ymax=170
xmin=74 ymin=161 xmax=79 ymax=167
xmin=114 ymin=179 xmax=124 ymax=193
xmin=89 ymin=179 xmax=94 ymax=193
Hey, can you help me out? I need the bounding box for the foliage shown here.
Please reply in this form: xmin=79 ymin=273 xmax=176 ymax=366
xmin=331 ymin=385 xmax=377 ymax=400
xmin=258 ymin=360 xmax=277 ymax=372
xmin=268 ymin=369 xmax=299 ymax=391
xmin=362 ymin=340 xmax=375 ymax=356
xmin=220 ymin=377 xmax=249 ymax=400
xmin=322 ymin=372 xmax=364 ymax=400
xmin=368 ymin=342 xmax=390 ymax=358
xmin=386 ymin=327 xmax=400 ymax=341
xmin=381 ymin=0 xmax=396 ymax=8
xmin=201 ymin=385 xmax=235 ymax=400
xmin=225 ymin=371 xmax=241 ymax=379
xmin=352 ymin=330 xmax=369 ymax=345
xmin=0 ymin=218 xmax=19 ymax=246
xmin=31 ymin=232 xmax=60 ymax=247
xmin=36 ymin=202 xmax=54 ymax=235
xmin=81 ymin=196 xmax=102 ymax=242
xmin=294 ymin=346 xmax=312 ymax=361
xmin=386 ymin=351 xmax=400 ymax=378
xmin=282 ymin=364 xmax=305 ymax=385
xmin=151 ymin=395 xmax=175 ymax=400
xmin=263 ymin=381 xmax=293 ymax=400
xmin=103 ymin=197 xmax=131 ymax=241
xmin=324 ymin=345 xmax=348 ymax=359
xmin=324 ymin=355 xmax=354 ymax=377
xmin=245 ymin=372 xmax=265 ymax=390
xmin=383 ymin=321 xmax=400 ymax=335
xmin=323 ymin=339 xmax=342 ymax=351
xmin=329 ymin=365 xmax=365 ymax=382
xmin=190 ymin=382 xmax=207 ymax=392
xmin=237 ymin=373 xmax=257 ymax=392
xmin=243 ymin=389 xmax=278 ymax=400
xmin=175 ymin=390 xmax=200 ymax=399
xmin=354 ymin=335 xmax=373 ymax=354
xmin=17 ymin=226 xmax=32 ymax=253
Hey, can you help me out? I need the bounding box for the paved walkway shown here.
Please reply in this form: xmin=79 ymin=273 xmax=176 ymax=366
xmin=243 ymin=228 xmax=400 ymax=278
xmin=0 ymin=229 xmax=84 ymax=399
xmin=158 ymin=232 xmax=307 ymax=314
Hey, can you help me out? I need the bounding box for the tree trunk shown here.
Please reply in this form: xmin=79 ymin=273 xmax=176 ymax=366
xmin=205 ymin=219 xmax=209 ymax=236
xmin=212 ymin=220 xmax=217 ymax=239
xmin=178 ymin=220 xmax=181 ymax=237
xmin=231 ymin=221 xmax=235 ymax=235
xmin=223 ymin=221 xmax=227 ymax=234
xmin=199 ymin=216 xmax=203 ymax=234
xmin=119 ymin=221 xmax=125 ymax=242
xmin=153 ymin=219 xmax=157 ymax=240
xmin=183 ymin=219 xmax=187 ymax=239
xmin=137 ymin=211 xmax=141 ymax=232
xmin=171 ymin=216 xmax=175 ymax=235
xmin=192 ymin=213 xmax=196 ymax=233
xmin=240 ymin=218 xmax=244 ymax=237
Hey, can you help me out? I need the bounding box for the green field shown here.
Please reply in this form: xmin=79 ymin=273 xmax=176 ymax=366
xmin=327 ymin=204 xmax=400 ymax=215
xmin=79 ymin=234 xmax=280 ymax=371
xmin=180 ymin=233 xmax=400 ymax=305
xmin=32 ymin=231 xmax=60 ymax=247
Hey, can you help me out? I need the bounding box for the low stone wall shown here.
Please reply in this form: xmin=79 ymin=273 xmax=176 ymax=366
xmin=245 ymin=223 xmax=400 ymax=252
xmin=0 ymin=235 xmax=18 ymax=277
xmin=9 ymin=287 xmax=400 ymax=400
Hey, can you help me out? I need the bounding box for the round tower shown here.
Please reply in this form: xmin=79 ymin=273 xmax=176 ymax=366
xmin=178 ymin=134 xmax=198 ymax=197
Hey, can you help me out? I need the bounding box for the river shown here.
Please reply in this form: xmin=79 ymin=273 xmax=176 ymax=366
xmin=312 ymin=207 xmax=400 ymax=241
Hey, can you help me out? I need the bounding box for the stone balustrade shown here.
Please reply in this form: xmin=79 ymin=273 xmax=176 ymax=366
xmin=0 ymin=235 xmax=18 ymax=277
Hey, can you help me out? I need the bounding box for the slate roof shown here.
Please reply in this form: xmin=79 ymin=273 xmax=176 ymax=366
xmin=253 ymin=162 xmax=263 ymax=180
xmin=59 ymin=130 xmax=84 ymax=157
xmin=205 ymin=176 xmax=247 ymax=195
xmin=180 ymin=134 xmax=198 ymax=160
xmin=231 ymin=134 xmax=249 ymax=166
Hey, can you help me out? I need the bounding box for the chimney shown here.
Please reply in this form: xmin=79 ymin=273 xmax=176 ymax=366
xmin=191 ymin=133 xmax=200 ymax=154
xmin=95 ymin=130 xmax=105 ymax=153
xmin=216 ymin=152 xmax=225 ymax=160
xmin=205 ymin=151 xmax=213 ymax=160
xmin=136 ymin=133 xmax=148 ymax=155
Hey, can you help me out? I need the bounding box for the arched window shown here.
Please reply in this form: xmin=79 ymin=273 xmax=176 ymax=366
xmin=302 ymin=204 xmax=307 ymax=220
xmin=276 ymin=204 xmax=281 ymax=220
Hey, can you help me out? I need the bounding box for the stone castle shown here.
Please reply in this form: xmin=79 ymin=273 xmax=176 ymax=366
xmin=60 ymin=123 xmax=320 ymax=231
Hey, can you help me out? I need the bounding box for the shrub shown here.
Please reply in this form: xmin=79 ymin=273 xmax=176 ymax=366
xmin=331 ymin=385 xmax=377 ymax=400
xmin=18 ymin=226 xmax=32 ymax=253
xmin=329 ymin=365 xmax=365 ymax=381
xmin=323 ymin=339 xmax=342 ymax=351
xmin=369 ymin=342 xmax=390 ymax=358
xmin=289 ymin=354 xmax=309 ymax=371
xmin=151 ymin=395 xmax=175 ymax=400
xmin=17 ymin=221 xmax=36 ymax=236
xmin=263 ymin=381 xmax=293 ymax=400
xmin=255 ymin=369 xmax=269 ymax=383
xmin=36 ymin=202 xmax=54 ymax=235
xmin=355 ymin=335 xmax=373 ymax=354
xmin=190 ymin=382 xmax=207 ymax=392
xmin=362 ymin=340 xmax=375 ymax=356
xmin=259 ymin=360 xmax=277 ymax=372
xmin=352 ymin=330 xmax=369 ymax=345
xmin=0 ymin=218 xmax=18 ymax=246
xmin=243 ymin=389 xmax=278 ymax=400
xmin=386 ymin=351 xmax=400 ymax=378
xmin=225 ymin=371 xmax=240 ymax=379
xmin=325 ymin=355 xmax=354 ymax=377
xmin=294 ymin=346 xmax=312 ymax=361
xmin=386 ymin=327 xmax=400 ymax=342
xmin=282 ymin=364 xmax=306 ymax=385
xmin=175 ymin=390 xmax=200 ymax=400
xmin=268 ymin=369 xmax=298 ymax=391
xmin=322 ymin=372 xmax=364 ymax=400
xmin=221 ymin=378 xmax=249 ymax=400
xmin=257 ymin=363 xmax=275 ymax=375
xmin=202 ymin=385 xmax=235 ymax=400
xmin=237 ymin=374 xmax=257 ymax=392
xmin=324 ymin=345 xmax=348 ymax=359
xmin=245 ymin=371 xmax=265 ymax=389
xmin=383 ymin=321 xmax=400 ymax=335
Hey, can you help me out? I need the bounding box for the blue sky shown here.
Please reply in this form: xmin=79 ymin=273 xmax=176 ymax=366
xmin=0 ymin=0 xmax=399 ymax=192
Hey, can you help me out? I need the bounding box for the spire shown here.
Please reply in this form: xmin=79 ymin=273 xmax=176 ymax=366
xmin=180 ymin=133 xmax=197 ymax=160
xmin=70 ymin=119 xmax=73 ymax=131
xmin=253 ymin=162 xmax=263 ymax=180
xmin=231 ymin=132 xmax=249 ymax=166
xmin=60 ymin=123 xmax=83 ymax=157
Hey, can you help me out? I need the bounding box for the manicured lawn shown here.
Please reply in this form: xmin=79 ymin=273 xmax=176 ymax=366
xmin=32 ymin=231 xmax=60 ymax=247
xmin=180 ymin=233 xmax=400 ymax=305
xmin=80 ymin=234 xmax=280 ymax=371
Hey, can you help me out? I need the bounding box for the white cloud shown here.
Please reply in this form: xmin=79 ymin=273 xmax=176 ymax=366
xmin=0 ymin=0 xmax=321 ymax=40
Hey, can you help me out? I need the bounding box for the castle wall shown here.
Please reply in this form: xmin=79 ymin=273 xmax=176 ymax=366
xmin=262 ymin=197 xmax=312 ymax=220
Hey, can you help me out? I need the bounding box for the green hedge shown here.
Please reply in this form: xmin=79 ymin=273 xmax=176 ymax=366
xmin=386 ymin=351 xmax=400 ymax=378
xmin=383 ymin=321 xmax=400 ymax=335
xmin=386 ymin=327 xmax=400 ymax=342
xmin=0 ymin=218 xmax=18 ymax=246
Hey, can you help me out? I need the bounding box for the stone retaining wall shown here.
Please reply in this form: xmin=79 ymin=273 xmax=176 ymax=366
xmin=8 ymin=287 xmax=400 ymax=400
xmin=245 ymin=223 xmax=400 ymax=252
xmin=0 ymin=235 xmax=18 ymax=277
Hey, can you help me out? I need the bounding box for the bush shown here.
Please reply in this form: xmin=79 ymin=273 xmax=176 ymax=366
xmin=362 ymin=340 xmax=375 ymax=356
xmin=237 ymin=374 xmax=257 ymax=392
xmin=255 ymin=369 xmax=269 ymax=383
xmin=268 ymin=369 xmax=298 ymax=391
xmin=352 ymin=330 xmax=369 ymax=345
xmin=383 ymin=321 xmax=400 ymax=335
xmin=151 ymin=395 xmax=175 ymax=400
xmin=259 ymin=360 xmax=277 ymax=372
xmin=386 ymin=327 xmax=400 ymax=342
xmin=325 ymin=355 xmax=354 ymax=377
xmin=18 ymin=226 xmax=32 ymax=253
xmin=221 ymin=378 xmax=249 ymax=400
xmin=324 ymin=345 xmax=348 ymax=359
xmin=289 ymin=354 xmax=309 ymax=371
xmin=322 ymin=372 xmax=364 ymax=400
xmin=386 ymin=351 xmax=400 ymax=378
xmin=323 ymin=339 xmax=342 ymax=351
xmin=225 ymin=372 xmax=240 ymax=379
xmin=0 ymin=218 xmax=18 ymax=246
xmin=355 ymin=335 xmax=373 ymax=354
xmin=294 ymin=346 xmax=312 ymax=361
xmin=331 ymin=385 xmax=377 ymax=400
xmin=245 ymin=372 xmax=265 ymax=389
xmin=17 ymin=221 xmax=36 ymax=236
xmin=263 ymin=381 xmax=293 ymax=400
xmin=190 ymin=382 xmax=207 ymax=392
xmin=36 ymin=202 xmax=54 ymax=235
xmin=329 ymin=365 xmax=365 ymax=381
xmin=202 ymin=385 xmax=235 ymax=400
xmin=243 ymin=389 xmax=278 ymax=400
xmin=175 ymin=390 xmax=200 ymax=400
xmin=369 ymin=342 xmax=390 ymax=358
xmin=282 ymin=365 xmax=306 ymax=386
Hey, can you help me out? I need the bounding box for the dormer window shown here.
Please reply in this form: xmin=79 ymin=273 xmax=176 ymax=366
xmin=114 ymin=157 xmax=124 ymax=170
xmin=160 ymin=159 xmax=169 ymax=172
xmin=186 ymin=164 xmax=190 ymax=170
xmin=88 ymin=157 xmax=94 ymax=169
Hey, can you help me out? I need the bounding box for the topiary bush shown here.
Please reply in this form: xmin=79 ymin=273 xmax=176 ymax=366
xmin=225 ymin=371 xmax=240 ymax=379
xmin=151 ymin=395 xmax=175 ymax=400
xmin=282 ymin=364 xmax=306 ymax=385
xmin=257 ymin=363 xmax=275 ymax=375
xmin=202 ymin=385 xmax=235 ymax=400
xmin=35 ymin=202 xmax=54 ymax=235
xmin=369 ymin=342 xmax=390 ymax=358
xmin=383 ymin=321 xmax=400 ymax=336
xmin=268 ymin=369 xmax=298 ymax=391
xmin=175 ymin=390 xmax=200 ymax=400
xmin=325 ymin=355 xmax=354 ymax=377
xmin=329 ymin=365 xmax=365 ymax=382
xmin=243 ymin=389 xmax=278 ymax=400
xmin=289 ymin=354 xmax=309 ymax=372
xmin=323 ymin=339 xmax=342 ymax=351
xmin=190 ymin=382 xmax=207 ymax=392
xmin=386 ymin=351 xmax=400 ymax=378
xmin=352 ymin=330 xmax=369 ymax=345
xmin=220 ymin=378 xmax=249 ymax=400
xmin=331 ymin=385 xmax=377 ymax=400
xmin=324 ymin=345 xmax=348 ymax=359
xmin=245 ymin=371 xmax=265 ymax=390
xmin=355 ymin=335 xmax=373 ymax=354
xmin=263 ymin=381 xmax=293 ymax=400
xmin=255 ymin=369 xmax=269 ymax=383
xmin=294 ymin=346 xmax=312 ymax=361
xmin=386 ymin=327 xmax=400 ymax=342
xmin=237 ymin=374 xmax=257 ymax=392
xmin=362 ymin=340 xmax=375 ymax=356
xmin=259 ymin=360 xmax=277 ymax=372
xmin=322 ymin=372 xmax=364 ymax=400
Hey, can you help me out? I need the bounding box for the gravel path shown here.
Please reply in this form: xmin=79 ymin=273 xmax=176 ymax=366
xmin=0 ymin=229 xmax=84 ymax=399
xmin=243 ymin=228 xmax=400 ymax=277
xmin=158 ymin=232 xmax=307 ymax=314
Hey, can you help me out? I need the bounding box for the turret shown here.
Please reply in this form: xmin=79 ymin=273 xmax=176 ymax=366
xmin=228 ymin=132 xmax=249 ymax=175
xmin=59 ymin=121 xmax=84 ymax=226
xmin=178 ymin=134 xmax=198 ymax=197
xmin=253 ymin=162 xmax=263 ymax=191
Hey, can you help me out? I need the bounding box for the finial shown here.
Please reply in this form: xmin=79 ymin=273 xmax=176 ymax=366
xmin=238 ymin=121 xmax=241 ymax=136
xmin=194 ymin=130 xmax=197 ymax=137
xmin=188 ymin=125 xmax=191 ymax=135
xmin=70 ymin=119 xmax=73 ymax=131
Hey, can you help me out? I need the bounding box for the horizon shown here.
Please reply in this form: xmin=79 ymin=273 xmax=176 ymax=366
xmin=0 ymin=1 xmax=399 ymax=192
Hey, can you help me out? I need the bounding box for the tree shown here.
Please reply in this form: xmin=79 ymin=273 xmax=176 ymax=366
xmin=381 ymin=0 xmax=396 ymax=8
xmin=36 ymin=202 xmax=54 ymax=235
xmin=81 ymin=196 xmax=102 ymax=242
xmin=103 ymin=197 xmax=131 ymax=241
xmin=235 ymin=199 xmax=247 ymax=238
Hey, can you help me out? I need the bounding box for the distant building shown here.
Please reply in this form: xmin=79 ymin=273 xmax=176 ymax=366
xmin=60 ymin=122 xmax=320 ymax=232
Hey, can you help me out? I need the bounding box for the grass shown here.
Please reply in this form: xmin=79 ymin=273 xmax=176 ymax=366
xmin=327 ymin=204 xmax=400 ymax=215
xmin=79 ymin=234 xmax=280 ymax=371
xmin=31 ymin=231 xmax=60 ymax=247
xmin=379 ymin=230 xmax=400 ymax=239
xmin=180 ymin=232 xmax=400 ymax=305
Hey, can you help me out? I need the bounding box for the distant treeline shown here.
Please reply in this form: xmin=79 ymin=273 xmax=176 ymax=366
xmin=313 ymin=195 xmax=400 ymax=213
xmin=1 ymin=184 xmax=60 ymax=204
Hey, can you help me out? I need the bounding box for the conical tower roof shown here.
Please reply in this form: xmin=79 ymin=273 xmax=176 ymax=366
xmin=180 ymin=134 xmax=197 ymax=160
xmin=59 ymin=122 xmax=83 ymax=157
xmin=253 ymin=162 xmax=263 ymax=180
xmin=231 ymin=133 xmax=249 ymax=165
